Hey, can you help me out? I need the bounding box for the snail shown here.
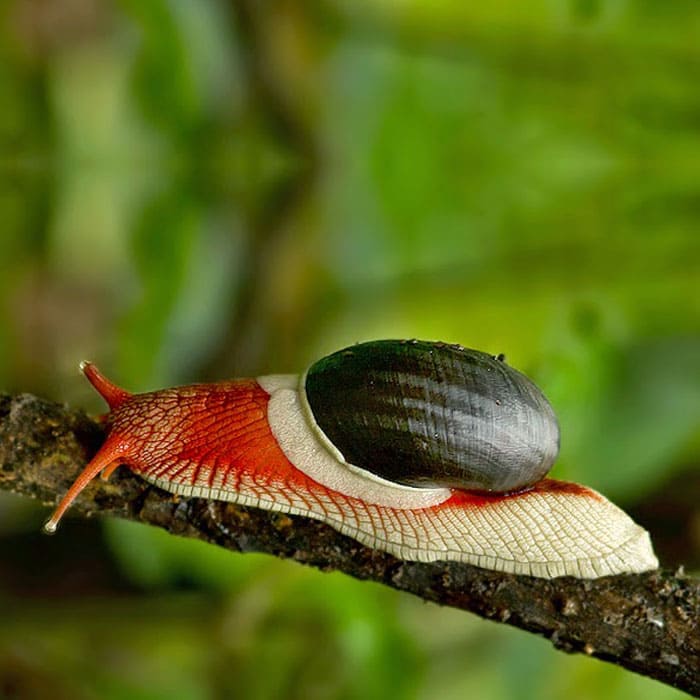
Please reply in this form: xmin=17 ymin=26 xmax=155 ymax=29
xmin=43 ymin=339 xmax=658 ymax=579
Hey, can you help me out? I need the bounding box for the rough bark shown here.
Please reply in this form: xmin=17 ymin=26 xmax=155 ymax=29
xmin=0 ymin=392 xmax=698 ymax=696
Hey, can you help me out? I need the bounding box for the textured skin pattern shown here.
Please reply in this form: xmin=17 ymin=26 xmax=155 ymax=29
xmin=109 ymin=381 xmax=295 ymax=491
xmin=305 ymin=340 xmax=560 ymax=492
xmin=48 ymin=371 xmax=657 ymax=579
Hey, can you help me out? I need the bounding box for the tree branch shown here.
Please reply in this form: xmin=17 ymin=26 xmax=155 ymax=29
xmin=1 ymin=392 xmax=698 ymax=696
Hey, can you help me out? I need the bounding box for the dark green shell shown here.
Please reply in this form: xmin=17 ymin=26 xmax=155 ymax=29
xmin=304 ymin=340 xmax=560 ymax=492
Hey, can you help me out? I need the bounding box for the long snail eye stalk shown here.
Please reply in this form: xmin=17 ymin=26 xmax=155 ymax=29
xmin=44 ymin=339 xmax=658 ymax=579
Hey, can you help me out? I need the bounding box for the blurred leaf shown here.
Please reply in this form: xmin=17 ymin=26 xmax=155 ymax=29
xmin=576 ymin=337 xmax=700 ymax=497
xmin=104 ymin=517 xmax=271 ymax=590
xmin=117 ymin=192 xmax=199 ymax=388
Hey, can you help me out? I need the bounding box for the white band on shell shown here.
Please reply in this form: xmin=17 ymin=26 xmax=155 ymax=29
xmin=257 ymin=374 xmax=452 ymax=510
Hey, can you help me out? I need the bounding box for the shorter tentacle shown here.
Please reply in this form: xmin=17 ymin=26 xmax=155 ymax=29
xmin=80 ymin=361 xmax=132 ymax=410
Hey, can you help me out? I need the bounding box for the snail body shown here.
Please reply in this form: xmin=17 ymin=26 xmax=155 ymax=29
xmin=44 ymin=340 xmax=658 ymax=579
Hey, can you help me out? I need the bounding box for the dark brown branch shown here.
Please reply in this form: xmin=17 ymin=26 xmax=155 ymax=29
xmin=1 ymin=392 xmax=698 ymax=696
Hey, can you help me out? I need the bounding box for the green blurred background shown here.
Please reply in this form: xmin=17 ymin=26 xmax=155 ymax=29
xmin=0 ymin=1 xmax=698 ymax=698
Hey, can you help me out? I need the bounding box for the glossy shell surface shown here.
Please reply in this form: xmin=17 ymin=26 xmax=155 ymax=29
xmin=304 ymin=340 xmax=560 ymax=492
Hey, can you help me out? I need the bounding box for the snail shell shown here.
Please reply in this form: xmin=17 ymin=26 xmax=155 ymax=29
xmin=43 ymin=339 xmax=658 ymax=579
xmin=304 ymin=340 xmax=560 ymax=492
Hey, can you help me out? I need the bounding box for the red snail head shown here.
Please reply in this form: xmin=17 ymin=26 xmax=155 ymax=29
xmin=44 ymin=340 xmax=658 ymax=579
